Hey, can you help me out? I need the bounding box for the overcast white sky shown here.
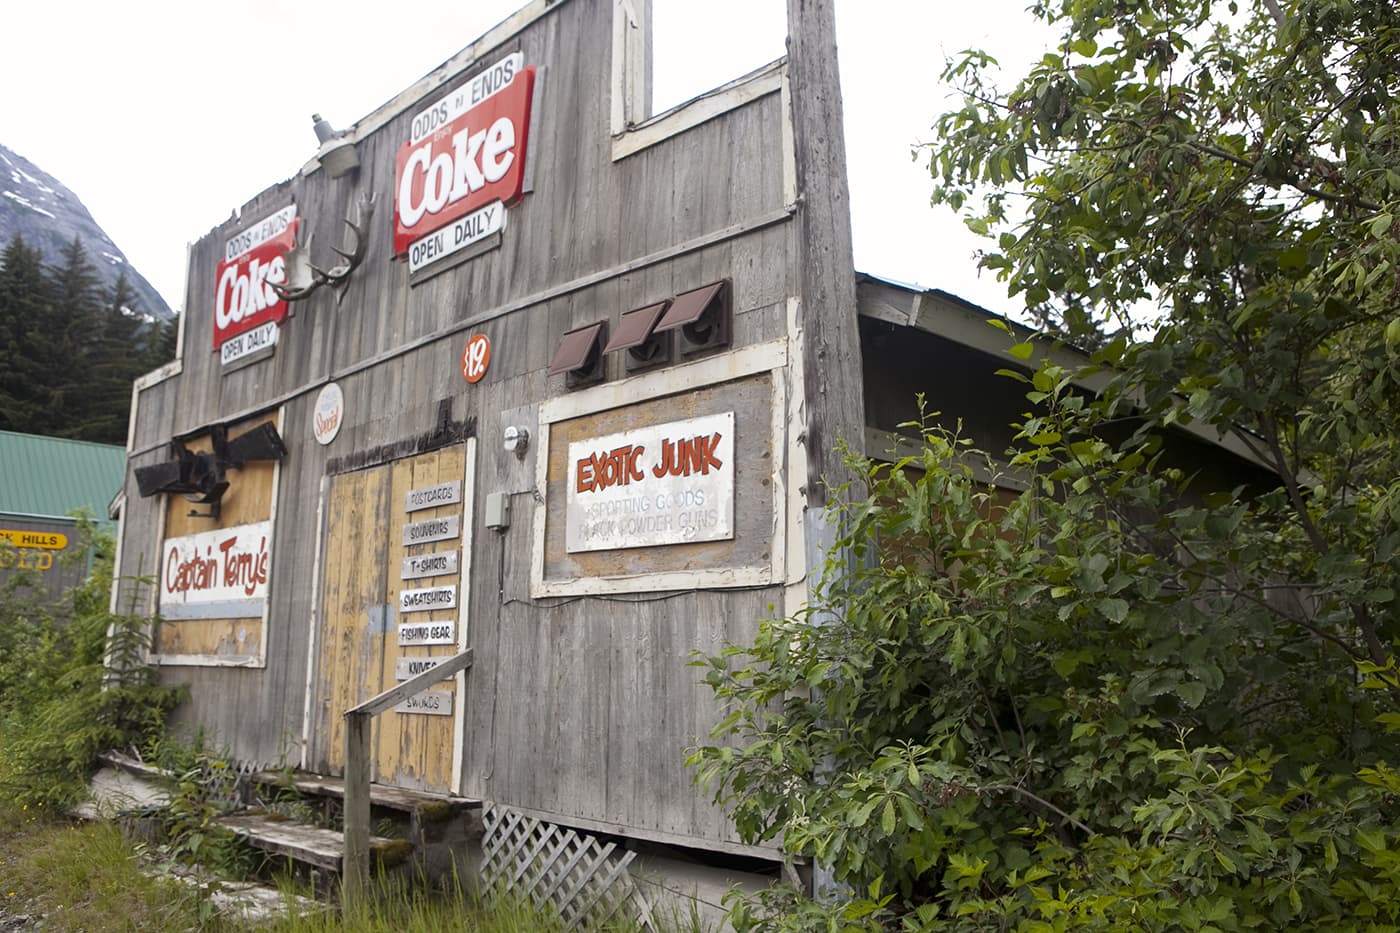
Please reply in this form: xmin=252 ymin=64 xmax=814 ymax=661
xmin=1 ymin=0 xmax=1053 ymax=318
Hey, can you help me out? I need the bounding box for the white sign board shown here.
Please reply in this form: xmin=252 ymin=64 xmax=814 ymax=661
xmin=565 ymin=412 xmax=735 ymax=553
xmin=399 ymin=585 xmax=456 ymax=614
xmin=219 ymin=320 xmax=278 ymax=366
xmin=405 ymin=481 xmax=462 ymax=513
xmin=160 ymin=520 xmax=272 ymax=619
xmin=408 ymin=53 xmax=524 ymax=145
xmin=395 ymin=655 xmax=447 ymax=681
xmin=398 ymin=619 xmax=457 ymax=646
xmin=395 ymin=690 xmax=454 ymax=716
xmin=407 ymin=201 xmax=506 ymax=274
xmin=401 ymin=549 xmax=459 ymax=581
xmin=402 ymin=514 xmax=460 ymax=546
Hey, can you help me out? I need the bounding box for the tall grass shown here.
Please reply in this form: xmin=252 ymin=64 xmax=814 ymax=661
xmin=0 ymin=526 xmax=182 ymax=809
xmin=271 ymin=876 xmax=571 ymax=932
xmin=0 ymin=808 xmax=214 ymax=932
xmin=0 ymin=529 xmax=693 ymax=931
xmin=0 ymin=807 xmax=638 ymax=931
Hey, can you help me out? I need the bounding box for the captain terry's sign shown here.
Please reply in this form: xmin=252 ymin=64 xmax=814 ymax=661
xmin=214 ymin=205 xmax=298 ymax=364
xmin=394 ymin=53 xmax=536 ymax=268
xmin=566 ymin=412 xmax=735 ymax=553
xmin=160 ymin=521 xmax=271 ymax=619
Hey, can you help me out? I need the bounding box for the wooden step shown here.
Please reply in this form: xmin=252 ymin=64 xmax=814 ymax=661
xmin=250 ymin=770 xmax=481 ymax=814
xmin=98 ymin=749 xmax=177 ymax=784
xmin=216 ymin=810 xmax=403 ymax=873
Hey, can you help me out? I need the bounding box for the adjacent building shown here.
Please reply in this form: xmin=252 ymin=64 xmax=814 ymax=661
xmin=1 ymin=430 xmax=124 ymax=602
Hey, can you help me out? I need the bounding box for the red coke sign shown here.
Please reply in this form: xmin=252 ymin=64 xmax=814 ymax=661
xmin=394 ymin=53 xmax=536 ymax=256
xmin=213 ymin=205 xmax=298 ymax=351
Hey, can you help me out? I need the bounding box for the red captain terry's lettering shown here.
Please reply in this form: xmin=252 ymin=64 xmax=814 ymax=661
xmin=219 ymin=534 xmax=270 ymax=597
xmin=394 ymin=62 xmax=536 ymax=256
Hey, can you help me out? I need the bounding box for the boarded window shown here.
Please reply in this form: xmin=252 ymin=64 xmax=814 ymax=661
xmin=611 ymin=0 xmax=787 ymax=154
xmin=153 ymin=412 xmax=280 ymax=664
xmin=650 ymin=0 xmax=787 ymax=117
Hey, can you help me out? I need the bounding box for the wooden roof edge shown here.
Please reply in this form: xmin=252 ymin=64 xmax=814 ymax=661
xmin=299 ymin=0 xmax=573 ymax=179
xmin=854 ymin=272 xmax=1275 ymax=474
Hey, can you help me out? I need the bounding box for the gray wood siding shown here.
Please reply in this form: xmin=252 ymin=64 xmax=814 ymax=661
xmin=120 ymin=0 xmax=803 ymax=850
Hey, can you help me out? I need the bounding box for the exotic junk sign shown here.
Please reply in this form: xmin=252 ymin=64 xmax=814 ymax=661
xmin=566 ymin=412 xmax=735 ymax=553
xmin=394 ymin=52 xmax=536 ymax=271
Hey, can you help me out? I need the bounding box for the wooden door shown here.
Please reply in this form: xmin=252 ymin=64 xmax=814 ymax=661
xmin=313 ymin=443 xmax=471 ymax=792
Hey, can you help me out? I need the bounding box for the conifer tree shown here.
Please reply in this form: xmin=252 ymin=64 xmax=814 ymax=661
xmin=0 ymin=235 xmax=51 ymax=433
xmin=77 ymin=272 xmax=147 ymax=443
xmin=44 ymin=238 xmax=105 ymax=437
xmin=141 ymin=312 xmax=179 ymax=373
xmin=0 ymin=235 xmax=173 ymax=444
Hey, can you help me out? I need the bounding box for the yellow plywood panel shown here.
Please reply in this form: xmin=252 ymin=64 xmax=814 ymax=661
xmin=154 ymin=617 xmax=263 ymax=657
xmin=377 ymin=445 xmax=464 ymax=792
xmin=164 ymin=413 xmax=280 ymax=541
xmin=159 ymin=412 xmax=280 ymax=667
xmin=319 ymin=465 xmax=391 ymax=771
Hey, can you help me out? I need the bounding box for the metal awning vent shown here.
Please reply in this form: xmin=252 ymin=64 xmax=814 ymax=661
xmin=547 ymin=321 xmax=609 ymax=387
xmin=603 ymin=301 xmax=672 ymax=371
xmin=655 ymin=280 xmax=730 ymax=355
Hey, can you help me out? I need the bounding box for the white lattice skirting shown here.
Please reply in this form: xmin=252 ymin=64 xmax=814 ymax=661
xmin=481 ymin=803 xmax=657 ymax=931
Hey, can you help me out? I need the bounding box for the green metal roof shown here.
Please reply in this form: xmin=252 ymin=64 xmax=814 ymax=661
xmin=0 ymin=431 xmax=126 ymax=523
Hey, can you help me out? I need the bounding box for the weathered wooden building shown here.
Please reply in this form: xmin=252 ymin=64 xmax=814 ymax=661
xmin=115 ymin=0 xmax=1225 ymax=914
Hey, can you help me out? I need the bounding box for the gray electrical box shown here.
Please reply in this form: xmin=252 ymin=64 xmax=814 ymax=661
xmin=484 ymin=492 xmax=511 ymax=530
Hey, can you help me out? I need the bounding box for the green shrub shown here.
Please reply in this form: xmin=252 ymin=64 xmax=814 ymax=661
xmin=0 ymin=523 xmax=184 ymax=808
xmin=692 ymin=406 xmax=1400 ymax=930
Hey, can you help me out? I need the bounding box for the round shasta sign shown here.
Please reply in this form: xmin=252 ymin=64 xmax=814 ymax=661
xmin=312 ymin=382 xmax=344 ymax=445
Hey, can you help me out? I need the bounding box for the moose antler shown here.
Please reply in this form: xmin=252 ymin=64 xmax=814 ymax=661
xmin=271 ymin=193 xmax=376 ymax=304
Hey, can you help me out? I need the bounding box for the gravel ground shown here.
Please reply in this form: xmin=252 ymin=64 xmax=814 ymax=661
xmin=0 ymin=905 xmax=38 ymax=931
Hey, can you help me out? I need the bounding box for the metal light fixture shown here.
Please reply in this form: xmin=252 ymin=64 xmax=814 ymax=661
xmin=503 ymin=425 xmax=530 ymax=457
xmin=311 ymin=113 xmax=360 ymax=179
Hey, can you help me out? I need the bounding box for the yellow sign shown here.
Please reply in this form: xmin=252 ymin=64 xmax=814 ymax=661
xmin=0 ymin=529 xmax=68 ymax=550
xmin=0 ymin=549 xmax=54 ymax=571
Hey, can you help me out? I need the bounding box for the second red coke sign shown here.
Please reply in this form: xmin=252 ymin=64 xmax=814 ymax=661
xmin=394 ymin=53 xmax=536 ymax=258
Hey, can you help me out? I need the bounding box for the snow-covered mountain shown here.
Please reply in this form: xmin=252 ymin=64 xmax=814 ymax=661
xmin=0 ymin=144 xmax=173 ymax=320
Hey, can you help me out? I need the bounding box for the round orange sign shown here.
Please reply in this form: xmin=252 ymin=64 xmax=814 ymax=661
xmin=461 ymin=334 xmax=491 ymax=384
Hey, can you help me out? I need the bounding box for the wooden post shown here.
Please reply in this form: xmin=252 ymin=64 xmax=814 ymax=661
xmin=342 ymin=710 xmax=371 ymax=907
xmin=786 ymin=0 xmax=866 ymax=507
xmin=339 ymin=648 xmax=473 ymax=909
xmin=787 ymin=0 xmax=866 ymax=904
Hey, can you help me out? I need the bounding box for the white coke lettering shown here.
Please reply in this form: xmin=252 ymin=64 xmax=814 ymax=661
xmin=216 ymin=255 xmax=286 ymax=330
xmin=398 ymin=116 xmax=518 ymax=232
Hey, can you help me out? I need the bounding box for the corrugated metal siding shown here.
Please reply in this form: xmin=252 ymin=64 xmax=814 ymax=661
xmin=0 ymin=431 xmax=126 ymax=522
